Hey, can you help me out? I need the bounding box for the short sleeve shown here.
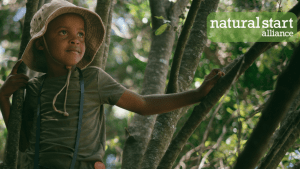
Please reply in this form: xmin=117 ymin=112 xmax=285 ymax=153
xmin=97 ymin=68 xmax=126 ymax=105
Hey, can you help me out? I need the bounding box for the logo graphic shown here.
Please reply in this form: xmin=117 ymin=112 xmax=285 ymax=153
xmin=207 ymin=12 xmax=297 ymax=42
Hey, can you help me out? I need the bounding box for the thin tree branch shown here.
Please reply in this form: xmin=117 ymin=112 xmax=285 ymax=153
xmin=196 ymin=90 xmax=229 ymax=165
xmin=174 ymin=90 xmax=228 ymax=169
xmin=166 ymin=0 xmax=202 ymax=93
xmin=234 ymin=42 xmax=300 ymax=169
xmin=199 ymin=113 xmax=234 ymax=169
xmin=234 ymin=84 xmax=241 ymax=156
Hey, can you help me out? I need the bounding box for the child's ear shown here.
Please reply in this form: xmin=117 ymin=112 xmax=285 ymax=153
xmin=35 ymin=38 xmax=44 ymax=50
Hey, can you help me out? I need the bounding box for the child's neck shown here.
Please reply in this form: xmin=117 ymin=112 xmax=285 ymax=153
xmin=46 ymin=65 xmax=76 ymax=78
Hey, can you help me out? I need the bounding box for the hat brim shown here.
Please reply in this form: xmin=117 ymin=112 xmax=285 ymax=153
xmin=22 ymin=6 xmax=105 ymax=73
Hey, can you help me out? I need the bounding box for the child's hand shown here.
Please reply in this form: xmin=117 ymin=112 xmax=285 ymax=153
xmin=197 ymin=69 xmax=225 ymax=98
xmin=0 ymin=59 xmax=29 ymax=99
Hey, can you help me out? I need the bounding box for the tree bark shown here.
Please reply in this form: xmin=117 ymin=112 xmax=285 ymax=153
xmin=166 ymin=0 xmax=203 ymax=94
xmin=100 ymin=1 xmax=113 ymax=70
xmin=234 ymin=42 xmax=300 ymax=169
xmin=258 ymin=92 xmax=300 ymax=169
xmin=147 ymin=0 xmax=218 ymax=168
xmin=121 ymin=0 xmax=188 ymax=168
xmin=261 ymin=110 xmax=300 ymax=169
xmin=158 ymin=52 xmax=245 ymax=169
xmin=89 ymin=0 xmax=112 ymax=69
xmin=139 ymin=1 xmax=208 ymax=169
xmin=3 ymin=0 xmax=39 ymax=169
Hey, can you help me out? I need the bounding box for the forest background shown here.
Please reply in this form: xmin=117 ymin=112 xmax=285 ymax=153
xmin=0 ymin=0 xmax=300 ymax=169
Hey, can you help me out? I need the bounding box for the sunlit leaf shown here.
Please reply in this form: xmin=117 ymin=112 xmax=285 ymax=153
xmin=154 ymin=16 xmax=165 ymax=20
xmin=155 ymin=23 xmax=168 ymax=36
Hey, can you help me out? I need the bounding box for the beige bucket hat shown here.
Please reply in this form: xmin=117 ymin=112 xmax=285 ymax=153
xmin=22 ymin=0 xmax=105 ymax=73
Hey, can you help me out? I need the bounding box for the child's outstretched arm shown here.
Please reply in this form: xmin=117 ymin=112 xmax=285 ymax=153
xmin=116 ymin=69 xmax=225 ymax=116
xmin=0 ymin=60 xmax=29 ymax=127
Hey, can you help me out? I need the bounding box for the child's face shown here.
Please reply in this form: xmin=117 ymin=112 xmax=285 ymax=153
xmin=43 ymin=13 xmax=86 ymax=69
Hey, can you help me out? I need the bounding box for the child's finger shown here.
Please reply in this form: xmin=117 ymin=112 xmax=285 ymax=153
xmin=13 ymin=78 xmax=28 ymax=84
xmin=206 ymin=69 xmax=220 ymax=79
xmin=14 ymin=73 xmax=29 ymax=81
xmin=11 ymin=59 xmax=23 ymax=75
xmin=94 ymin=161 xmax=105 ymax=169
xmin=211 ymin=72 xmax=222 ymax=84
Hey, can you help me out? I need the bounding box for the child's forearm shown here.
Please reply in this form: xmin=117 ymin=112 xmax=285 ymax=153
xmin=0 ymin=95 xmax=10 ymax=127
xmin=140 ymin=89 xmax=204 ymax=115
xmin=116 ymin=69 xmax=224 ymax=116
xmin=116 ymin=89 xmax=205 ymax=116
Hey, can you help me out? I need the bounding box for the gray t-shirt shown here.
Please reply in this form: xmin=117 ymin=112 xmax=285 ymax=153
xmin=20 ymin=66 xmax=126 ymax=169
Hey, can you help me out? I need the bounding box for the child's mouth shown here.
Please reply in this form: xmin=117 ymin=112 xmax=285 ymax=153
xmin=66 ymin=50 xmax=80 ymax=54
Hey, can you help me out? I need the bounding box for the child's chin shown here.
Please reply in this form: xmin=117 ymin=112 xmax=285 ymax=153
xmin=62 ymin=61 xmax=80 ymax=69
xmin=64 ymin=58 xmax=83 ymax=66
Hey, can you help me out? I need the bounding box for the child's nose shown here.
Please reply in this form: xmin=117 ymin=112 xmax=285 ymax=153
xmin=70 ymin=38 xmax=80 ymax=45
xmin=69 ymin=34 xmax=80 ymax=45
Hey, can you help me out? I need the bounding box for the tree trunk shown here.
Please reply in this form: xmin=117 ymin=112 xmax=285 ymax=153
xmin=140 ymin=0 xmax=220 ymax=168
xmin=89 ymin=0 xmax=113 ymax=69
xmin=258 ymin=92 xmax=300 ymax=169
xmin=3 ymin=0 xmax=39 ymax=169
xmin=121 ymin=0 xmax=189 ymax=168
xmin=234 ymin=42 xmax=300 ymax=169
xmin=266 ymin=110 xmax=300 ymax=169
xmin=166 ymin=0 xmax=203 ymax=94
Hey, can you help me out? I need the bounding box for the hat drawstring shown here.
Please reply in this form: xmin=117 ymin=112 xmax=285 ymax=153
xmin=42 ymin=36 xmax=63 ymax=66
xmin=52 ymin=68 xmax=71 ymax=117
xmin=42 ymin=35 xmax=71 ymax=117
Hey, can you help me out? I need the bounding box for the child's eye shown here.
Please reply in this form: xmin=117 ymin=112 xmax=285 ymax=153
xmin=59 ymin=30 xmax=67 ymax=35
xmin=78 ymin=32 xmax=85 ymax=38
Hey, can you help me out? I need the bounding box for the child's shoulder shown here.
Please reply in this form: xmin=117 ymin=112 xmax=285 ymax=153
xmin=82 ymin=66 xmax=107 ymax=77
xmin=82 ymin=66 xmax=104 ymax=72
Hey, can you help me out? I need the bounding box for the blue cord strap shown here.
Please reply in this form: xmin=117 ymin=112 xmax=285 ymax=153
xmin=69 ymin=68 xmax=84 ymax=169
xmin=34 ymin=68 xmax=84 ymax=169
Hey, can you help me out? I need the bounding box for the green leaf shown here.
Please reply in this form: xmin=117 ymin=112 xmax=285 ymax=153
xmin=155 ymin=24 xmax=168 ymax=36
xmin=154 ymin=16 xmax=165 ymax=20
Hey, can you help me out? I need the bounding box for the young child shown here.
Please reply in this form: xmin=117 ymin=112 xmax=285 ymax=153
xmin=0 ymin=0 xmax=224 ymax=169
